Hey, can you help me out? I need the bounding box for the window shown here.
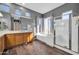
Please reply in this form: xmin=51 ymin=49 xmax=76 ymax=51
xmin=39 ymin=18 xmax=42 ymax=33
xmin=44 ymin=17 xmax=51 ymax=34
xmin=36 ymin=16 xmax=52 ymax=35
xmin=15 ymin=9 xmax=22 ymax=17
xmin=37 ymin=17 xmax=43 ymax=33
xmin=62 ymin=10 xmax=72 ymax=20
xmin=62 ymin=14 xmax=69 ymax=20
xmin=0 ymin=4 xmax=10 ymax=13
xmin=36 ymin=16 xmax=44 ymax=34
xmin=25 ymin=12 xmax=31 ymax=18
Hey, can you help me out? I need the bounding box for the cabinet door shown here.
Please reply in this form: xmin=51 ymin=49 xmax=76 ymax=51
xmin=24 ymin=33 xmax=29 ymax=43
xmin=29 ymin=33 xmax=33 ymax=42
xmin=0 ymin=36 xmax=4 ymax=55
xmin=0 ymin=38 xmax=2 ymax=54
xmin=6 ymin=34 xmax=15 ymax=48
xmin=15 ymin=33 xmax=24 ymax=45
xmin=1 ymin=36 xmax=5 ymax=52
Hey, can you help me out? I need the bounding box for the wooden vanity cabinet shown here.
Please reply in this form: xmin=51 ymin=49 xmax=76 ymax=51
xmin=0 ymin=32 xmax=34 ymax=54
xmin=24 ymin=32 xmax=34 ymax=43
xmin=5 ymin=32 xmax=34 ymax=49
xmin=0 ymin=37 xmax=2 ymax=54
xmin=24 ymin=33 xmax=30 ymax=43
xmin=6 ymin=33 xmax=24 ymax=48
xmin=6 ymin=34 xmax=16 ymax=48
xmin=15 ymin=33 xmax=24 ymax=45
xmin=0 ymin=36 xmax=5 ymax=55
xmin=29 ymin=33 xmax=33 ymax=42
xmin=1 ymin=36 xmax=5 ymax=52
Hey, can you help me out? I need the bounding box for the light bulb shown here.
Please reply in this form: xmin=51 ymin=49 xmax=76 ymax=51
xmin=0 ymin=12 xmax=3 ymax=17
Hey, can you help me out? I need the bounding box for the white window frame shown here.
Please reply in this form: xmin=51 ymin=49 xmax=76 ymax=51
xmin=44 ymin=17 xmax=52 ymax=35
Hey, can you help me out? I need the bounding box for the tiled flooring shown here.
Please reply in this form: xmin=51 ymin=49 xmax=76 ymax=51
xmin=3 ymin=40 xmax=71 ymax=55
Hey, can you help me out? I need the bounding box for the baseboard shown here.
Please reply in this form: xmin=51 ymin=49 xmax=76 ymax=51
xmin=54 ymin=45 xmax=78 ymax=55
xmin=36 ymin=39 xmax=54 ymax=48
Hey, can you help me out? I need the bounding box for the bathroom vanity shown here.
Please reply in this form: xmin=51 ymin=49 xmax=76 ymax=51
xmin=0 ymin=31 xmax=34 ymax=54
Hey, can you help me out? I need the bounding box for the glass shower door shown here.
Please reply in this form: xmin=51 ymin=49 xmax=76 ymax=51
xmin=71 ymin=16 xmax=78 ymax=52
xmin=54 ymin=15 xmax=70 ymax=49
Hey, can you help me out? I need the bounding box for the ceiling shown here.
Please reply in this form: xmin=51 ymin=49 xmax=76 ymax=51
xmin=17 ymin=3 xmax=65 ymax=14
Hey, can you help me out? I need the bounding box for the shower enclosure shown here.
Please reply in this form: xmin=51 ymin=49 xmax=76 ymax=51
xmin=54 ymin=11 xmax=72 ymax=50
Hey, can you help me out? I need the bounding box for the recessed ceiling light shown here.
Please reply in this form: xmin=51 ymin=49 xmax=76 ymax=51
xmin=21 ymin=3 xmax=25 ymax=5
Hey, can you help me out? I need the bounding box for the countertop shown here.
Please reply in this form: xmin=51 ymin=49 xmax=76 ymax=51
xmin=0 ymin=30 xmax=33 ymax=37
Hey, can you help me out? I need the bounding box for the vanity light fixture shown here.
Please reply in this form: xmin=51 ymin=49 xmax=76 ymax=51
xmin=0 ymin=12 xmax=3 ymax=17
